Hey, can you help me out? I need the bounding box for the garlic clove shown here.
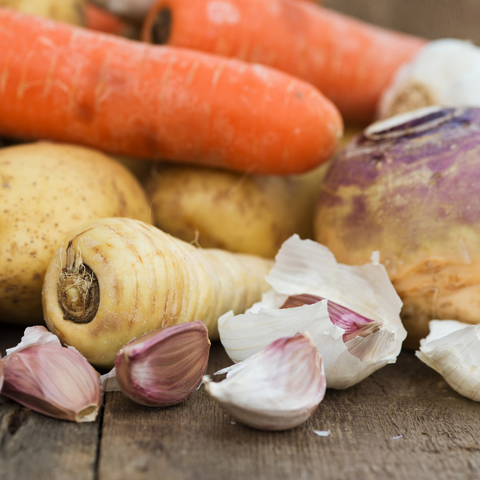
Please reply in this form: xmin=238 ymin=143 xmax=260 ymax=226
xmin=280 ymin=294 xmax=382 ymax=343
xmin=378 ymin=39 xmax=480 ymax=119
xmin=1 ymin=344 xmax=102 ymax=422
xmin=114 ymin=321 xmax=211 ymax=407
xmin=416 ymin=320 xmax=480 ymax=402
xmin=204 ymin=333 xmax=325 ymax=431
xmin=6 ymin=325 xmax=62 ymax=355
xmin=219 ymin=235 xmax=405 ymax=389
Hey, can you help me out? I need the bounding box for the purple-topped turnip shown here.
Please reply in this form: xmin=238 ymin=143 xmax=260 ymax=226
xmin=315 ymin=107 xmax=480 ymax=347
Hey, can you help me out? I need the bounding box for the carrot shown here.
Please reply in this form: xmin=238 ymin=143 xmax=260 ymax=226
xmin=84 ymin=3 xmax=138 ymax=38
xmin=0 ymin=8 xmax=342 ymax=175
xmin=142 ymin=0 xmax=426 ymax=123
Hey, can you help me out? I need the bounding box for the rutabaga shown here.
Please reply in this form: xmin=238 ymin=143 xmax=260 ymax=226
xmin=218 ymin=235 xmax=406 ymax=389
xmin=416 ymin=320 xmax=480 ymax=402
xmin=378 ymin=39 xmax=480 ymax=119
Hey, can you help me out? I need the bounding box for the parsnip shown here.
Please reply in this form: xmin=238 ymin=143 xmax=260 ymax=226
xmin=0 ymin=0 xmax=87 ymax=25
xmin=0 ymin=142 xmax=150 ymax=326
xmin=42 ymin=217 xmax=274 ymax=368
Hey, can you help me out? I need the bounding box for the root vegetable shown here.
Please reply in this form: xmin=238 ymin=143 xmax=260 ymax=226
xmin=142 ymin=0 xmax=425 ymax=122
xmin=0 ymin=0 xmax=86 ymax=24
xmin=0 ymin=8 xmax=342 ymax=175
xmin=144 ymin=163 xmax=329 ymax=258
xmin=42 ymin=217 xmax=274 ymax=368
xmin=0 ymin=142 xmax=150 ymax=326
xmin=314 ymin=107 xmax=480 ymax=348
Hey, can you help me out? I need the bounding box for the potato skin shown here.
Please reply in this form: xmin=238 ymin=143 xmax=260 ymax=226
xmin=0 ymin=142 xmax=150 ymax=325
xmin=144 ymin=163 xmax=328 ymax=258
xmin=0 ymin=0 xmax=87 ymax=25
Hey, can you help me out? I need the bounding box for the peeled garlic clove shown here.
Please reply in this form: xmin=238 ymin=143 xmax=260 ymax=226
xmin=204 ymin=333 xmax=325 ymax=431
xmin=416 ymin=320 xmax=480 ymax=401
xmin=1 ymin=345 xmax=101 ymax=422
xmin=115 ymin=321 xmax=211 ymax=407
xmin=378 ymin=39 xmax=480 ymax=119
xmin=219 ymin=235 xmax=405 ymax=389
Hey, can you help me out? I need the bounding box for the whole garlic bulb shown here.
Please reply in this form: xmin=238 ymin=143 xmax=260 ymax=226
xmin=378 ymin=39 xmax=480 ymax=119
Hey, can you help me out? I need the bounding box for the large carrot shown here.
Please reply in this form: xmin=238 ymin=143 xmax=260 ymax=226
xmin=0 ymin=8 xmax=342 ymax=175
xmin=142 ymin=0 xmax=426 ymax=123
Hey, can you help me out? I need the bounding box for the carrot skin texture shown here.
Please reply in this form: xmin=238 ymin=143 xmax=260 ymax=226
xmin=0 ymin=9 xmax=342 ymax=175
xmin=142 ymin=0 xmax=426 ymax=122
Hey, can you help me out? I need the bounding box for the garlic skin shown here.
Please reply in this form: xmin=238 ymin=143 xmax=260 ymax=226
xmin=378 ymin=39 xmax=480 ymax=119
xmin=219 ymin=235 xmax=405 ymax=389
xmin=115 ymin=321 xmax=211 ymax=407
xmin=1 ymin=344 xmax=102 ymax=422
xmin=204 ymin=333 xmax=325 ymax=431
xmin=416 ymin=320 xmax=480 ymax=402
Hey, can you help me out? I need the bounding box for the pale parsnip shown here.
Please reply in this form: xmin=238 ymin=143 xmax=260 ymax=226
xmin=43 ymin=217 xmax=274 ymax=368
xmin=0 ymin=142 xmax=150 ymax=325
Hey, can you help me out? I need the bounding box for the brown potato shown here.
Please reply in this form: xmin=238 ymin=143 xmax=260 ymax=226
xmin=144 ymin=163 xmax=329 ymax=258
xmin=0 ymin=142 xmax=150 ymax=325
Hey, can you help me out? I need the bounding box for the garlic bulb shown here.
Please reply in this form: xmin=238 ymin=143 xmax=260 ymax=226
xmin=378 ymin=39 xmax=480 ymax=119
xmin=115 ymin=321 xmax=211 ymax=407
xmin=219 ymin=235 xmax=406 ymax=389
xmin=2 ymin=328 xmax=102 ymax=422
xmin=204 ymin=333 xmax=325 ymax=431
xmin=416 ymin=320 xmax=480 ymax=401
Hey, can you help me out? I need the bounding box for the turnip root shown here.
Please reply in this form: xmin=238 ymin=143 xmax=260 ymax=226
xmin=42 ymin=217 xmax=274 ymax=368
xmin=314 ymin=107 xmax=480 ymax=348
xmin=144 ymin=164 xmax=329 ymax=258
xmin=0 ymin=0 xmax=87 ymax=25
xmin=0 ymin=142 xmax=150 ymax=326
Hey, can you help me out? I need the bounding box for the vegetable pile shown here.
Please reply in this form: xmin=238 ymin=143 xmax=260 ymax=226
xmin=1 ymin=0 xmax=480 ymax=432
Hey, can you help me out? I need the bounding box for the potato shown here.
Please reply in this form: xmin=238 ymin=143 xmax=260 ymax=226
xmin=0 ymin=142 xmax=150 ymax=325
xmin=0 ymin=0 xmax=87 ymax=25
xmin=144 ymin=163 xmax=329 ymax=258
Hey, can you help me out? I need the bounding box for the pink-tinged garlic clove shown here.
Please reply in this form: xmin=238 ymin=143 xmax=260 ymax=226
xmin=115 ymin=321 xmax=211 ymax=407
xmin=1 ymin=345 xmax=101 ymax=422
xmin=281 ymin=294 xmax=381 ymax=342
xmin=204 ymin=333 xmax=326 ymax=431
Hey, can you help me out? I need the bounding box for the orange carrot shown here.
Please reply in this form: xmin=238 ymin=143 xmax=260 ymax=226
xmin=84 ymin=3 xmax=138 ymax=38
xmin=0 ymin=8 xmax=342 ymax=175
xmin=142 ymin=0 xmax=426 ymax=123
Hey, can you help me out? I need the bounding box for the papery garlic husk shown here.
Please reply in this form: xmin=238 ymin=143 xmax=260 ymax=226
xmin=115 ymin=321 xmax=211 ymax=407
xmin=378 ymin=39 xmax=480 ymax=119
xmin=1 ymin=344 xmax=102 ymax=422
xmin=219 ymin=235 xmax=406 ymax=389
xmin=416 ymin=320 xmax=480 ymax=401
xmin=204 ymin=333 xmax=325 ymax=431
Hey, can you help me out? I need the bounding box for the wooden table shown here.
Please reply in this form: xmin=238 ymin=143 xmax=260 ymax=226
xmin=1 ymin=323 xmax=479 ymax=480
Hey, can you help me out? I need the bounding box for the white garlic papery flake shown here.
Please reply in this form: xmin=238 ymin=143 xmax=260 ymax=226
xmin=378 ymin=39 xmax=480 ymax=119
xmin=204 ymin=333 xmax=326 ymax=431
xmin=416 ymin=320 xmax=480 ymax=402
xmin=218 ymin=235 xmax=406 ymax=389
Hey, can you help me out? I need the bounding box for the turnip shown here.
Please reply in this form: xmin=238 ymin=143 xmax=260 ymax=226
xmin=314 ymin=107 xmax=480 ymax=348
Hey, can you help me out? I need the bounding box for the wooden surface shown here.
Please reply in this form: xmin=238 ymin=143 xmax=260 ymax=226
xmin=2 ymin=323 xmax=480 ymax=480
xmin=324 ymin=0 xmax=480 ymax=44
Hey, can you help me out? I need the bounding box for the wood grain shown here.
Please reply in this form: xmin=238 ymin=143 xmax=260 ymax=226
xmin=97 ymin=343 xmax=480 ymax=480
xmin=324 ymin=0 xmax=480 ymax=44
xmin=0 ymin=324 xmax=101 ymax=480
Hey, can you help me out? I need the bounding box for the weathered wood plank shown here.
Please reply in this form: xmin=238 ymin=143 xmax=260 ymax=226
xmin=0 ymin=324 xmax=100 ymax=480
xmin=98 ymin=342 xmax=480 ymax=480
xmin=323 ymin=0 xmax=480 ymax=44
